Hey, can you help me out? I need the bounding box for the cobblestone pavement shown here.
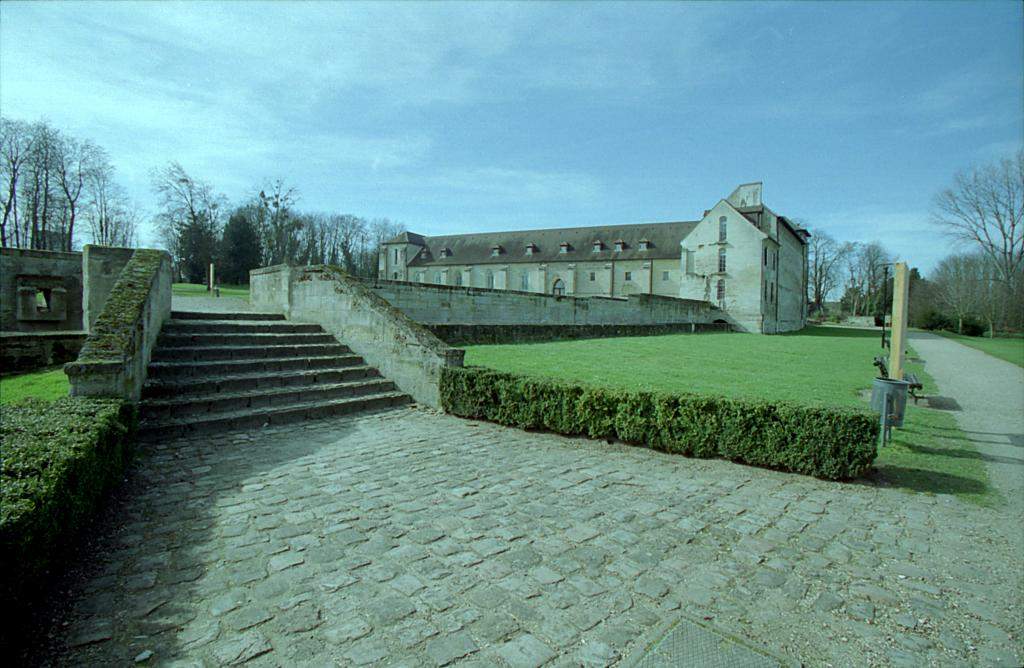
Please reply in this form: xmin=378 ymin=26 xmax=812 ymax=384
xmin=52 ymin=408 xmax=1022 ymax=666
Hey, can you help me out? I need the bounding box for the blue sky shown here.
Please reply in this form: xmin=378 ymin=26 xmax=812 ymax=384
xmin=1 ymin=1 xmax=1021 ymax=274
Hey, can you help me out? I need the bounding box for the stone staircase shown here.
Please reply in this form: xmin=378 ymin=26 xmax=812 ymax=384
xmin=138 ymin=310 xmax=410 ymax=438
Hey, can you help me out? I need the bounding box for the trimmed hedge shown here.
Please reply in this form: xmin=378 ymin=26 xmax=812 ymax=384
xmin=440 ymin=367 xmax=879 ymax=480
xmin=1 ymin=397 xmax=136 ymax=612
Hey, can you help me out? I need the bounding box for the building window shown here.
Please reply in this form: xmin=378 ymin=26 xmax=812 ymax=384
xmin=592 ymin=241 xmax=602 ymax=253
xmin=434 ymin=273 xmax=442 ymax=284
xmin=521 ymin=274 xmax=529 ymax=291
xmin=685 ymin=250 xmax=695 ymax=275
xmin=770 ymin=283 xmax=775 ymax=303
xmin=639 ymin=239 xmax=650 ymax=251
xmin=717 ymin=279 xmax=726 ymax=304
xmin=589 ymin=271 xmax=596 ymax=281
xmin=417 ymin=272 xmax=425 ymax=282
xmin=764 ymin=281 xmax=768 ymax=301
xmin=624 ymin=271 xmax=632 ymax=281
xmin=487 ymin=272 xmax=495 ymax=289
xmin=491 ymin=245 xmax=502 ymax=257
xmin=392 ymin=272 xmax=398 ymax=280
xmin=393 ymin=248 xmax=399 ymax=263
xmin=719 ymin=216 xmax=727 ymax=242
xmin=662 ymin=271 xmax=669 ymax=281
xmin=614 ymin=240 xmax=624 ymax=252
xmin=763 ymin=247 xmax=767 ymax=266
xmin=455 ymin=273 xmax=463 ymax=286
xmin=718 ymin=248 xmax=727 ymax=273
xmin=552 ymin=278 xmax=565 ymax=296
xmin=525 ymin=243 xmax=537 ymax=256
xmin=559 ymin=243 xmax=570 ymax=254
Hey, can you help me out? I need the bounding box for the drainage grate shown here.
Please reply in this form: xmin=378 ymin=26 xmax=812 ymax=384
xmin=626 ymin=615 xmax=785 ymax=668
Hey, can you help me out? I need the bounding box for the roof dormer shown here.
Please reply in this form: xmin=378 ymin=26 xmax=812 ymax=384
xmin=438 ymin=247 xmax=452 ymax=258
xmin=491 ymin=245 xmax=503 ymax=257
xmin=525 ymin=242 xmax=538 ymax=256
xmin=559 ymin=242 xmax=571 ymax=254
xmin=613 ymin=239 xmax=625 ymax=252
xmin=638 ymin=238 xmax=651 ymax=251
xmin=592 ymin=240 xmax=603 ymax=253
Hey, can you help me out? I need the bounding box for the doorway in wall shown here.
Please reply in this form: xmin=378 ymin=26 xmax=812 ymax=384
xmin=552 ymin=278 xmax=565 ymax=296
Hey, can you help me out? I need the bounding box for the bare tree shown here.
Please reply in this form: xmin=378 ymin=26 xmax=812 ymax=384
xmin=0 ymin=117 xmax=32 ymax=247
xmin=933 ymin=150 xmax=1024 ymax=328
xmin=807 ymin=229 xmax=852 ymax=313
xmin=86 ymin=159 xmax=138 ymax=247
xmin=931 ymin=253 xmax=985 ymax=333
xmin=55 ymin=135 xmax=100 ymax=251
xmin=256 ymin=180 xmax=301 ymax=265
xmin=151 ymin=162 xmax=226 ymax=282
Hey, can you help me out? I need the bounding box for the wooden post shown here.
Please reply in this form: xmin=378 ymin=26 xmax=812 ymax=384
xmin=889 ymin=262 xmax=909 ymax=380
xmin=209 ymin=263 xmax=215 ymax=293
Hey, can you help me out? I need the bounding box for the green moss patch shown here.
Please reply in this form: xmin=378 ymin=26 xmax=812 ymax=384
xmin=78 ymin=249 xmax=166 ymax=361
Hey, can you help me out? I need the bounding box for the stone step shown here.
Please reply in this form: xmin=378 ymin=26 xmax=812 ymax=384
xmin=142 ymin=365 xmax=380 ymax=399
xmin=151 ymin=343 xmax=349 ymax=362
xmin=140 ymin=378 xmax=397 ymax=421
xmin=138 ymin=390 xmax=411 ymax=439
xmin=146 ymin=354 xmax=366 ymax=380
xmin=162 ymin=320 xmax=323 ymax=335
xmin=170 ymin=310 xmax=285 ymax=321
xmin=157 ymin=332 xmax=337 ymax=348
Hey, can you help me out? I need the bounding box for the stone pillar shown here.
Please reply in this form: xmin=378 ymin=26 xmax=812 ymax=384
xmin=566 ymin=264 xmax=576 ymax=295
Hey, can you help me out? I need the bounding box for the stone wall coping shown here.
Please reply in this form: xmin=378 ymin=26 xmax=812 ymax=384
xmin=0 ymin=247 xmax=83 ymax=261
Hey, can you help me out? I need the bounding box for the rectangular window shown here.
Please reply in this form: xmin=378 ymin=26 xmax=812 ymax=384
xmin=392 ymin=272 xmax=398 ymax=280
xmin=434 ymin=273 xmax=442 ymax=285
xmin=717 ymin=279 xmax=726 ymax=304
xmin=685 ymin=251 xmax=694 ymax=275
xmin=763 ymin=247 xmax=767 ymax=265
xmin=719 ymin=217 xmax=727 ymax=242
xmin=718 ymin=248 xmax=727 ymax=273
xmin=521 ymin=274 xmax=529 ymax=291
xmin=393 ymin=248 xmax=399 ymax=263
xmin=662 ymin=271 xmax=669 ymax=281
xmin=589 ymin=272 xmax=596 ymax=281
xmin=771 ymin=283 xmax=775 ymax=303
xmin=455 ymin=273 xmax=463 ymax=286
xmin=624 ymin=271 xmax=632 ymax=281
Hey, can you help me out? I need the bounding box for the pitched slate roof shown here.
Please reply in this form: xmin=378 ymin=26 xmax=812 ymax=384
xmin=396 ymin=220 xmax=700 ymax=266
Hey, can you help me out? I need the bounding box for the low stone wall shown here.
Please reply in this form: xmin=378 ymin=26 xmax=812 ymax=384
xmin=250 ymin=265 xmax=463 ymax=408
xmin=0 ymin=332 xmax=87 ymax=374
xmin=65 ymin=250 xmax=172 ymax=401
xmin=428 ymin=322 xmax=731 ymax=346
xmin=359 ymin=278 xmax=723 ymax=327
xmin=0 ymin=248 xmax=84 ymax=333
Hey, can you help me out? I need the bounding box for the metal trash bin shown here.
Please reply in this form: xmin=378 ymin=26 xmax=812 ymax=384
xmin=871 ymin=377 xmax=910 ymax=428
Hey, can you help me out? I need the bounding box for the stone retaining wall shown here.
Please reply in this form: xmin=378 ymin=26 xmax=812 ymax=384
xmin=359 ymin=278 xmax=724 ymax=327
xmin=427 ymin=322 xmax=731 ymax=346
xmin=251 ymin=265 xmax=464 ymax=408
xmin=0 ymin=248 xmax=84 ymax=333
xmin=0 ymin=332 xmax=86 ymax=374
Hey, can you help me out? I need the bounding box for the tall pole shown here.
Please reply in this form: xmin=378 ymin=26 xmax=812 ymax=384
xmin=889 ymin=262 xmax=910 ymax=380
xmin=881 ymin=265 xmax=889 ymax=349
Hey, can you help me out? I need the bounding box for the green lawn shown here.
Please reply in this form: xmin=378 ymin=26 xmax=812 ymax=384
xmin=463 ymin=327 xmax=998 ymax=505
xmin=0 ymin=366 xmax=70 ymax=404
xmin=172 ymin=283 xmax=250 ymax=300
xmin=935 ymin=330 xmax=1024 ymax=368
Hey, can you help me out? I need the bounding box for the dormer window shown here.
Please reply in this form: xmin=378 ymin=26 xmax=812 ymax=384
xmin=491 ymin=245 xmax=503 ymax=257
xmin=592 ymin=240 xmax=603 ymax=253
xmin=638 ymin=238 xmax=650 ymax=251
xmin=614 ymin=239 xmax=625 ymax=252
xmin=525 ymin=243 xmax=538 ymax=256
xmin=439 ymin=247 xmax=451 ymax=258
xmin=559 ymin=242 xmax=571 ymax=254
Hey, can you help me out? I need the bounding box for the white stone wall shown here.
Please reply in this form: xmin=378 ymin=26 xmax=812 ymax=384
xmin=679 ymin=200 xmax=767 ymax=332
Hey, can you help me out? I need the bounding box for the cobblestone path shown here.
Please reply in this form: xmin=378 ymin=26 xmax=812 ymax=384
xmin=52 ymin=408 xmax=1021 ymax=666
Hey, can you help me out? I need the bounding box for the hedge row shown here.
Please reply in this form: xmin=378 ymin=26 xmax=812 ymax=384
xmin=440 ymin=367 xmax=879 ymax=480
xmin=78 ymin=248 xmax=165 ymax=361
xmin=0 ymin=398 xmax=136 ymax=613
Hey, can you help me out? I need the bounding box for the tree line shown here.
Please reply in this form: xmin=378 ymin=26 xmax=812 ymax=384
xmin=1 ymin=116 xmax=138 ymax=250
xmin=807 ymin=150 xmax=1023 ymax=335
xmin=151 ymin=162 xmax=404 ymax=285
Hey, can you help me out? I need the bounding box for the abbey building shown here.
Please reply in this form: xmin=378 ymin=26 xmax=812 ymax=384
xmin=378 ymin=183 xmax=809 ymax=333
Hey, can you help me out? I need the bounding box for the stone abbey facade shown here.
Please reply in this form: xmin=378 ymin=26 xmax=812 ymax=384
xmin=379 ymin=183 xmax=809 ymax=333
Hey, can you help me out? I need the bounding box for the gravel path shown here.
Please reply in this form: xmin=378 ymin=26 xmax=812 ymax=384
xmin=908 ymin=331 xmax=1024 ymax=527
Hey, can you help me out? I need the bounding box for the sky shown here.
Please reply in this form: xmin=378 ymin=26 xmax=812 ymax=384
xmin=1 ymin=0 xmax=1021 ymax=275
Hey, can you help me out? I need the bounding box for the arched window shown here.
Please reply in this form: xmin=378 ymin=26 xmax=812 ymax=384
xmin=719 ymin=216 xmax=727 ymax=242
xmin=552 ymin=278 xmax=565 ymax=296
xmin=716 ymin=279 xmax=726 ymax=304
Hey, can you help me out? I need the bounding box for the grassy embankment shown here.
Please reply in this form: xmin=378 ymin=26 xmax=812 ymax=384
xmin=463 ymin=326 xmax=998 ymax=506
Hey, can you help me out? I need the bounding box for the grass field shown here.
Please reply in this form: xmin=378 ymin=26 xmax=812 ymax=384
xmin=172 ymin=283 xmax=250 ymax=300
xmin=0 ymin=366 xmax=69 ymax=404
xmin=463 ymin=327 xmax=998 ymax=505
xmin=935 ymin=330 xmax=1024 ymax=368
